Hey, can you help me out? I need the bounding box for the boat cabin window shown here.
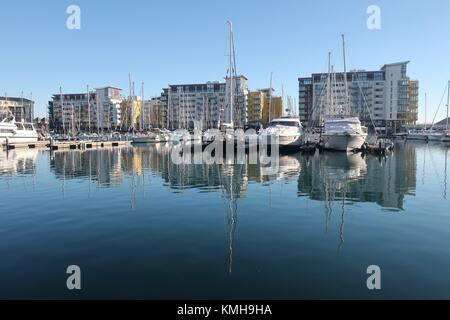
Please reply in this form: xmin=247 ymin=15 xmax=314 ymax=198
xmin=325 ymin=122 xmax=361 ymax=132
xmin=269 ymin=121 xmax=300 ymax=127
xmin=15 ymin=123 xmax=25 ymax=130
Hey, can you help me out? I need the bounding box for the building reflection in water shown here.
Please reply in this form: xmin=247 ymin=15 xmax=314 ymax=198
xmin=1 ymin=142 xmax=423 ymax=271
xmin=298 ymin=147 xmax=417 ymax=210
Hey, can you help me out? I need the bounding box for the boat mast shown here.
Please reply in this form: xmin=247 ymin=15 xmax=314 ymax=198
xmin=281 ymin=83 xmax=286 ymax=116
xmin=326 ymin=52 xmax=332 ymax=122
xmin=269 ymin=72 xmax=273 ymax=123
xmin=21 ymin=91 xmax=24 ymax=122
xmin=30 ymin=92 xmax=33 ymax=123
xmin=228 ymin=20 xmax=235 ymax=128
xmin=342 ymin=34 xmax=350 ymax=115
xmin=96 ymin=88 xmax=100 ymax=135
xmin=331 ymin=65 xmax=336 ymax=116
xmin=71 ymin=103 xmax=74 ymax=138
xmin=447 ymin=81 xmax=450 ymax=131
xmin=129 ymin=73 xmax=133 ymax=132
xmin=423 ymin=93 xmax=427 ymax=133
xmin=3 ymin=92 xmax=7 ymax=118
xmin=141 ymin=82 xmax=144 ymax=131
xmin=87 ymin=85 xmax=91 ymax=133
xmin=60 ymin=87 xmax=65 ymax=135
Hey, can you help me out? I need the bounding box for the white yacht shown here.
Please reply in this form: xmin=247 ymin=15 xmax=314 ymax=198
xmin=259 ymin=117 xmax=303 ymax=148
xmin=322 ymin=117 xmax=368 ymax=152
xmin=0 ymin=116 xmax=38 ymax=145
xmin=320 ymin=36 xmax=368 ymax=152
xmin=407 ymin=130 xmax=428 ymax=141
xmin=132 ymin=129 xmax=171 ymax=144
xmin=427 ymin=131 xmax=443 ymax=142
xmin=442 ymin=131 xmax=450 ymax=143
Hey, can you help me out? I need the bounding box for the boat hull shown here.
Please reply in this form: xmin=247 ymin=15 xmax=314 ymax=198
xmin=322 ymin=133 xmax=367 ymax=151
xmin=1 ymin=136 xmax=39 ymax=145
xmin=428 ymin=134 xmax=443 ymax=142
xmin=132 ymin=137 xmax=160 ymax=144
xmin=407 ymin=134 xmax=428 ymax=141
xmin=259 ymin=134 xmax=303 ymax=149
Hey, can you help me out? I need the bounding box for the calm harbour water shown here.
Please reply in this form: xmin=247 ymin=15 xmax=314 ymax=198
xmin=0 ymin=141 xmax=449 ymax=299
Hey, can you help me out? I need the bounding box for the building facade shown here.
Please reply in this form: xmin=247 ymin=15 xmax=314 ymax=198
xmin=298 ymin=61 xmax=419 ymax=131
xmin=160 ymin=77 xmax=248 ymax=131
xmin=247 ymin=88 xmax=283 ymax=127
xmin=0 ymin=97 xmax=34 ymax=122
xmin=96 ymin=87 xmax=123 ymax=130
xmin=148 ymin=97 xmax=163 ymax=129
xmin=161 ymin=81 xmax=225 ymax=130
xmin=49 ymin=86 xmax=122 ymax=132
xmin=223 ymin=76 xmax=248 ymax=128
xmin=160 ymin=76 xmax=248 ymax=131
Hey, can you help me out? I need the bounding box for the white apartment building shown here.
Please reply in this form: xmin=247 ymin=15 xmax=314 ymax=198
xmin=49 ymin=86 xmax=122 ymax=132
xmin=96 ymin=87 xmax=123 ymax=130
xmin=299 ymin=61 xmax=418 ymax=131
xmin=223 ymin=75 xmax=249 ymax=128
xmin=160 ymin=76 xmax=248 ymax=131
xmin=0 ymin=96 xmax=34 ymax=122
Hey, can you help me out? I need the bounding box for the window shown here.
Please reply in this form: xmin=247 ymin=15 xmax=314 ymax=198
xmin=269 ymin=121 xmax=300 ymax=127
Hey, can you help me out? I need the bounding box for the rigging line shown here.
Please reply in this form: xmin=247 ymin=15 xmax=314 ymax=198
xmin=428 ymin=145 xmax=445 ymax=197
xmin=353 ymin=75 xmax=379 ymax=136
xmin=308 ymin=74 xmax=328 ymax=127
xmin=345 ymin=50 xmax=379 ymax=135
xmin=306 ymin=54 xmax=332 ymax=128
xmin=430 ymin=83 xmax=448 ymax=131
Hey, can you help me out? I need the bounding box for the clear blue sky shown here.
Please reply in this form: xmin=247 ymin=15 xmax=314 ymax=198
xmin=1 ymin=0 xmax=449 ymax=123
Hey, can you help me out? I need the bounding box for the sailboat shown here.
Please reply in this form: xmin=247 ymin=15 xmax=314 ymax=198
xmin=321 ymin=36 xmax=368 ymax=152
xmin=408 ymin=93 xmax=430 ymax=141
xmin=205 ymin=21 xmax=245 ymax=148
xmin=441 ymin=81 xmax=450 ymax=143
xmin=426 ymin=89 xmax=443 ymax=142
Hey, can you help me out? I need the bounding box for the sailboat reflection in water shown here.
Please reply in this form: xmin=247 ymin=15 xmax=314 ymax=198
xmin=301 ymin=151 xmax=368 ymax=248
xmin=218 ymin=164 xmax=246 ymax=274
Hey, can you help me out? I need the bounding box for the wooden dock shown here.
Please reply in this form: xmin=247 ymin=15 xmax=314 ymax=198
xmin=4 ymin=140 xmax=131 ymax=151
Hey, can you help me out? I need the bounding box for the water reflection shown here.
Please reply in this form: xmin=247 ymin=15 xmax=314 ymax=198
xmin=1 ymin=143 xmax=422 ymax=210
xmin=1 ymin=143 xmax=450 ymax=298
xmin=298 ymin=147 xmax=417 ymax=210
xmin=8 ymin=145 xmax=420 ymax=249
xmin=0 ymin=148 xmax=38 ymax=176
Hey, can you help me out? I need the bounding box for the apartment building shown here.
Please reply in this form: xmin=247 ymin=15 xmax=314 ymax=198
xmin=49 ymin=86 xmax=122 ymax=132
xmin=160 ymin=76 xmax=248 ymax=130
xmin=247 ymin=89 xmax=283 ymax=127
xmin=0 ymin=96 xmax=34 ymax=122
xmin=299 ymin=61 xmax=419 ymax=131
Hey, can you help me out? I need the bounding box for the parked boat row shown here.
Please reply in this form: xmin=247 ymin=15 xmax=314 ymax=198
xmin=407 ymin=130 xmax=450 ymax=143
xmin=407 ymin=81 xmax=450 ymax=143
